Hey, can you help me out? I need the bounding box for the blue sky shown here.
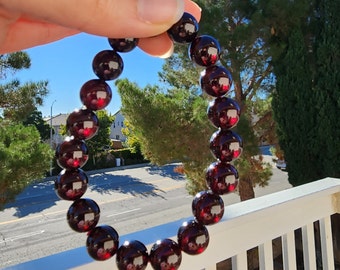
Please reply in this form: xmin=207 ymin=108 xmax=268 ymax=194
xmin=14 ymin=33 xmax=165 ymax=117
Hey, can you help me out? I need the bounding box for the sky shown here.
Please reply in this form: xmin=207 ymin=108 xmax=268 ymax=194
xmin=14 ymin=33 xmax=165 ymax=118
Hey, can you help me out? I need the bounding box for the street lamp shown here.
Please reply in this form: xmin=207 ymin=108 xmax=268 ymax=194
xmin=50 ymin=100 xmax=56 ymax=176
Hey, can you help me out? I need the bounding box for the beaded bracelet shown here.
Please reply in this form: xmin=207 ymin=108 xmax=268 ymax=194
xmin=54 ymin=12 xmax=242 ymax=270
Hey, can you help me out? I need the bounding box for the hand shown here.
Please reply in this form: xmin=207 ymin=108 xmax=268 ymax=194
xmin=0 ymin=0 xmax=201 ymax=56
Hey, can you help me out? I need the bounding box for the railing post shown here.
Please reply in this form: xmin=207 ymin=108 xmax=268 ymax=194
xmin=259 ymin=241 xmax=274 ymax=270
xmin=319 ymin=216 xmax=335 ymax=270
xmin=282 ymin=231 xmax=297 ymax=270
xmin=302 ymin=223 xmax=317 ymax=270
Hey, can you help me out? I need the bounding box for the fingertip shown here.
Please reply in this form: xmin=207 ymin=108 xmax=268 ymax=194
xmin=138 ymin=33 xmax=174 ymax=58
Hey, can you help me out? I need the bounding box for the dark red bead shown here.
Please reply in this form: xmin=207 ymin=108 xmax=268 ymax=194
xmin=55 ymin=137 xmax=89 ymax=169
xmin=177 ymin=219 xmax=209 ymax=255
xmin=116 ymin=240 xmax=149 ymax=270
xmin=67 ymin=198 xmax=100 ymax=233
xmin=207 ymin=97 xmax=240 ymax=129
xmin=80 ymin=79 xmax=112 ymax=111
xmin=206 ymin=161 xmax=239 ymax=195
xmin=108 ymin=38 xmax=139 ymax=52
xmin=92 ymin=50 xmax=123 ymax=80
xmin=210 ymin=130 xmax=243 ymax=162
xmin=192 ymin=190 xmax=224 ymax=225
xmin=86 ymin=225 xmax=119 ymax=261
xmin=168 ymin=12 xmax=199 ymax=43
xmin=149 ymin=239 xmax=182 ymax=270
xmin=54 ymin=169 xmax=88 ymax=200
xmin=200 ymin=65 xmax=232 ymax=97
xmin=66 ymin=108 xmax=99 ymax=140
xmin=189 ymin=35 xmax=220 ymax=67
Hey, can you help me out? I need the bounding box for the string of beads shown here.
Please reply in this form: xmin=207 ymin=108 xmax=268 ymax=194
xmin=54 ymin=11 xmax=243 ymax=270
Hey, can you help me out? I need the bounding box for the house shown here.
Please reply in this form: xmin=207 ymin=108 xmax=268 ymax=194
xmin=44 ymin=113 xmax=68 ymax=148
xmin=110 ymin=110 xmax=126 ymax=142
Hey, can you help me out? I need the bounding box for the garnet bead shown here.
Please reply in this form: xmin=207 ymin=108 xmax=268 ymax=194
xmin=55 ymin=137 xmax=89 ymax=169
xmin=200 ymin=65 xmax=232 ymax=97
xmin=177 ymin=219 xmax=209 ymax=255
xmin=86 ymin=225 xmax=119 ymax=261
xmin=108 ymin=38 xmax=139 ymax=52
xmin=192 ymin=190 xmax=224 ymax=225
xmin=210 ymin=129 xmax=243 ymax=162
xmin=67 ymin=198 xmax=100 ymax=233
xmin=207 ymin=97 xmax=240 ymax=129
xmin=92 ymin=50 xmax=124 ymax=80
xmin=54 ymin=169 xmax=88 ymax=200
xmin=116 ymin=240 xmax=149 ymax=270
xmin=206 ymin=161 xmax=239 ymax=195
xmin=80 ymin=79 xmax=112 ymax=111
xmin=149 ymin=239 xmax=182 ymax=270
xmin=168 ymin=12 xmax=199 ymax=43
xmin=66 ymin=108 xmax=99 ymax=140
xmin=189 ymin=35 xmax=221 ymax=67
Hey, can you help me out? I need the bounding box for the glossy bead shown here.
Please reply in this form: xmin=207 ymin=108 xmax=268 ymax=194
xmin=66 ymin=108 xmax=99 ymax=140
xmin=206 ymin=161 xmax=239 ymax=195
xmin=67 ymin=198 xmax=100 ymax=232
xmin=177 ymin=219 xmax=209 ymax=255
xmin=210 ymin=130 xmax=243 ymax=162
xmin=192 ymin=190 xmax=224 ymax=225
xmin=54 ymin=169 xmax=88 ymax=200
xmin=168 ymin=12 xmax=199 ymax=43
xmin=55 ymin=137 xmax=89 ymax=169
xmin=149 ymin=239 xmax=182 ymax=270
xmin=116 ymin=240 xmax=149 ymax=270
xmin=86 ymin=225 xmax=119 ymax=261
xmin=207 ymin=97 xmax=240 ymax=129
xmin=80 ymin=79 xmax=112 ymax=111
xmin=108 ymin=38 xmax=139 ymax=52
xmin=92 ymin=50 xmax=124 ymax=80
xmin=189 ymin=35 xmax=220 ymax=67
xmin=200 ymin=65 xmax=232 ymax=97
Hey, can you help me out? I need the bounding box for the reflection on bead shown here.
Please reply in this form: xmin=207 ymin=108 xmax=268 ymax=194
xmin=80 ymin=79 xmax=112 ymax=111
xmin=192 ymin=190 xmax=224 ymax=225
xmin=189 ymin=35 xmax=220 ymax=67
xmin=86 ymin=225 xmax=119 ymax=261
xmin=168 ymin=12 xmax=199 ymax=43
xmin=108 ymin=38 xmax=139 ymax=53
xmin=116 ymin=240 xmax=149 ymax=270
xmin=54 ymin=169 xmax=88 ymax=200
xmin=92 ymin=50 xmax=124 ymax=80
xmin=55 ymin=137 xmax=89 ymax=169
xmin=200 ymin=65 xmax=232 ymax=97
xmin=66 ymin=108 xmax=99 ymax=140
xmin=149 ymin=239 xmax=182 ymax=270
xmin=67 ymin=198 xmax=100 ymax=233
xmin=207 ymin=97 xmax=240 ymax=130
xmin=206 ymin=161 xmax=238 ymax=195
xmin=210 ymin=130 xmax=243 ymax=162
xmin=177 ymin=219 xmax=209 ymax=255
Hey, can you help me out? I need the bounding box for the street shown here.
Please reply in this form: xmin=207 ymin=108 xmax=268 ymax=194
xmin=0 ymin=158 xmax=290 ymax=268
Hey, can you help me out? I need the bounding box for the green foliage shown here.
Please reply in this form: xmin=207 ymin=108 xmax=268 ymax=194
xmin=0 ymin=120 xmax=52 ymax=209
xmin=23 ymin=108 xmax=51 ymax=141
xmin=271 ymin=0 xmax=340 ymax=186
xmin=0 ymin=52 xmax=31 ymax=77
xmin=116 ymin=79 xmax=215 ymax=195
xmin=84 ymin=110 xmax=114 ymax=164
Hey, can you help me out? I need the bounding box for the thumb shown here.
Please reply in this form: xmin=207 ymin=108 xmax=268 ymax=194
xmin=4 ymin=0 xmax=185 ymax=38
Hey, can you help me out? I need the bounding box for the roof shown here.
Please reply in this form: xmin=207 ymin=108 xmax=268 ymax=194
xmin=45 ymin=113 xmax=69 ymax=126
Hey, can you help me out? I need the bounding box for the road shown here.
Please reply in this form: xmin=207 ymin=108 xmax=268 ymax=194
xmin=0 ymin=159 xmax=290 ymax=268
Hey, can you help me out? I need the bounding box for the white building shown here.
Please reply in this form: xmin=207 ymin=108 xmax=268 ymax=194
xmin=110 ymin=110 xmax=126 ymax=142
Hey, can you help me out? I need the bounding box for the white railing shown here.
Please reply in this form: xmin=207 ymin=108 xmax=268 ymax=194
xmin=71 ymin=177 xmax=340 ymax=270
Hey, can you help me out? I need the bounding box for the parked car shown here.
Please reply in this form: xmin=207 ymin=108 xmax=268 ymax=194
xmin=276 ymin=159 xmax=287 ymax=171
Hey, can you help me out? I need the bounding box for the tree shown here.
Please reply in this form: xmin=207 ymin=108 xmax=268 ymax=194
xmin=263 ymin=0 xmax=340 ymax=186
xmin=23 ymin=108 xmax=51 ymax=141
xmin=0 ymin=52 xmax=52 ymax=209
xmin=0 ymin=52 xmax=48 ymax=121
xmin=118 ymin=0 xmax=273 ymax=200
xmin=0 ymin=121 xmax=52 ymax=209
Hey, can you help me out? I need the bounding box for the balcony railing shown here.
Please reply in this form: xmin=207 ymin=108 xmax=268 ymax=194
xmin=7 ymin=177 xmax=340 ymax=270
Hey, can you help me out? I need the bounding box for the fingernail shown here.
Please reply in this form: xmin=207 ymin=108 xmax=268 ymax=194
xmin=159 ymin=43 xmax=174 ymax=58
xmin=138 ymin=0 xmax=184 ymax=24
